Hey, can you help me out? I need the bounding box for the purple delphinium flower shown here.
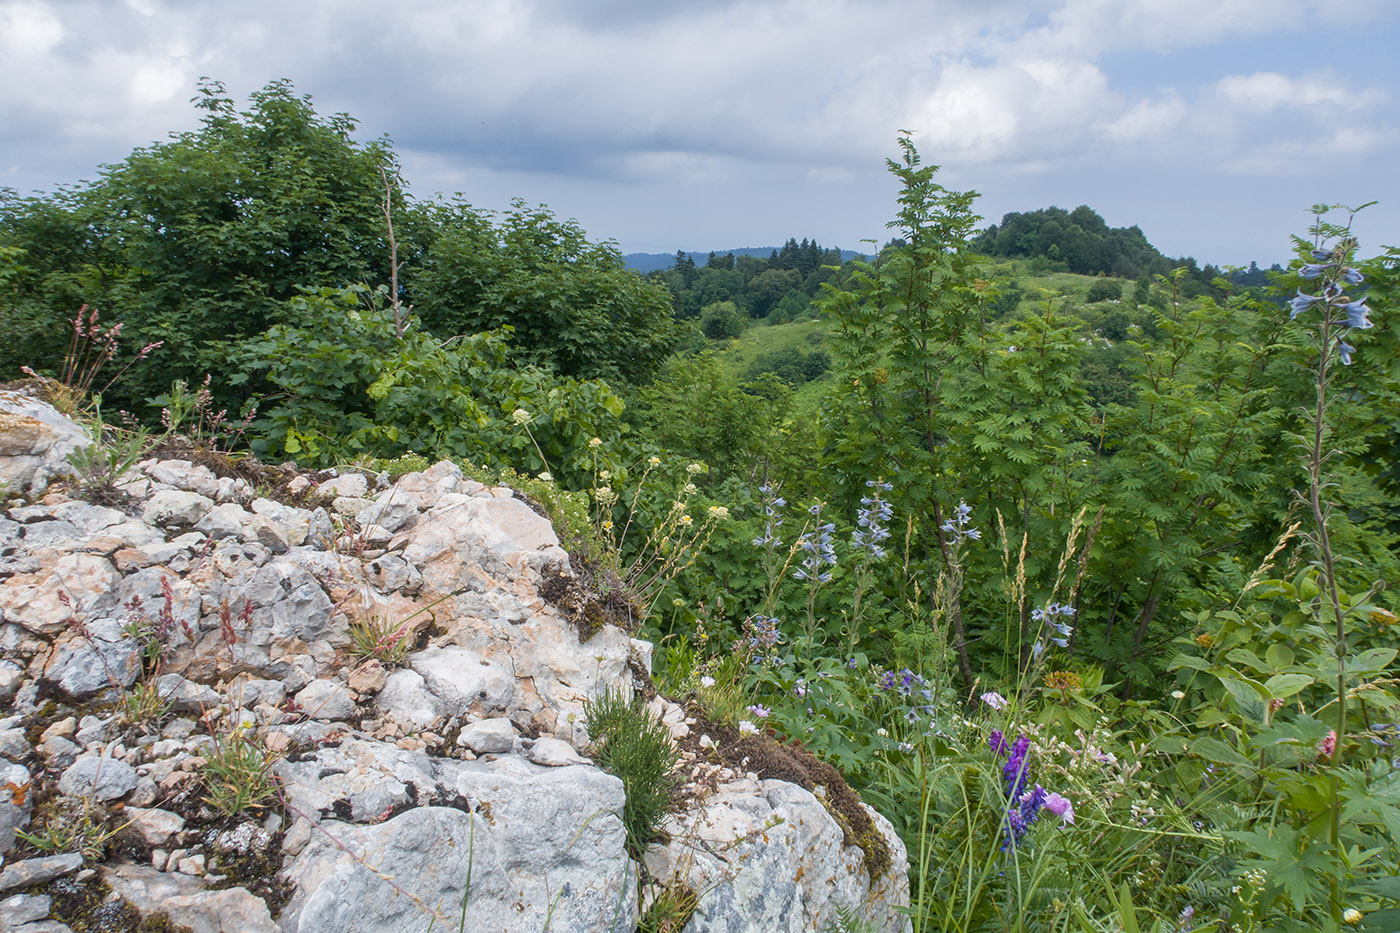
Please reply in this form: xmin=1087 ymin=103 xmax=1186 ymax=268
xmin=987 ymin=729 xmax=1008 ymax=755
xmin=1003 ymin=735 xmax=1031 ymax=797
xmin=1299 ymin=262 xmax=1333 ymax=279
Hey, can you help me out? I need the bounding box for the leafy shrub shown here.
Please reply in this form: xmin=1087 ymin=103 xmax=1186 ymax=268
xmin=742 ymin=346 xmax=830 ymax=385
xmin=584 ymin=688 xmax=679 ymax=857
xmin=1085 ymin=279 xmax=1123 ymax=303
xmin=699 ymin=300 xmax=745 ymax=340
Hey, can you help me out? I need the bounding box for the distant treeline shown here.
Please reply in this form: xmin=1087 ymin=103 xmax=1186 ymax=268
xmin=644 ymin=238 xmax=856 ymax=326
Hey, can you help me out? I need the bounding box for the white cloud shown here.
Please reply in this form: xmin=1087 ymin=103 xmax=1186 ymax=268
xmin=1217 ymin=71 xmax=1383 ymax=113
xmin=0 ymin=1 xmax=63 ymax=55
xmin=1100 ymin=90 xmax=1187 ymax=142
xmin=912 ymin=57 xmax=1116 ymax=165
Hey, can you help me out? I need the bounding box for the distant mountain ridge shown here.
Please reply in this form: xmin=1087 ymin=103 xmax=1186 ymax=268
xmin=624 ymin=246 xmax=868 ymax=274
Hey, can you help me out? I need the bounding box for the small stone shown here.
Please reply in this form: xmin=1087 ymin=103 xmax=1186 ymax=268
xmin=0 ymin=852 xmax=83 ymax=892
xmin=40 ymin=736 xmax=79 ymax=770
xmin=317 ymin=473 xmax=368 ymax=499
xmin=458 ymin=718 xmax=516 ymax=755
xmin=287 ymin=476 xmax=311 ymax=497
xmin=0 ymin=728 xmax=28 ymax=760
xmin=293 ymin=679 xmax=357 ymax=722
xmin=151 ymin=849 xmax=169 ymax=871
xmin=124 ymin=807 xmax=186 ymax=846
xmin=176 ymin=854 xmax=205 ymax=875
xmin=1 ymin=892 xmax=51 ymax=926
xmin=240 ymin=513 xmax=289 ymax=554
xmin=355 ymin=494 xmax=419 ymax=534
xmin=347 ymin=661 xmax=387 ymax=695
xmin=143 ymin=490 xmax=215 ymax=527
xmin=154 ymin=674 xmax=219 ymax=712
xmin=527 ymin=737 xmax=588 ymax=767
xmin=57 ymin=755 xmax=138 ymax=801
xmin=195 ymin=502 xmax=250 ymax=540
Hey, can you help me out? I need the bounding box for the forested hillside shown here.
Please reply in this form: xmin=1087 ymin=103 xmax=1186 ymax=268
xmin=5 ymin=81 xmax=1400 ymax=931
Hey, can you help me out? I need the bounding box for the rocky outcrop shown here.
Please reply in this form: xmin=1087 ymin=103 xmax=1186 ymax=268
xmin=0 ymin=391 xmax=910 ymax=932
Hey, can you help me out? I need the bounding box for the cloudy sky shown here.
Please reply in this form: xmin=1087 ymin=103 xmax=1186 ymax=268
xmin=2 ymin=0 xmax=1397 ymax=267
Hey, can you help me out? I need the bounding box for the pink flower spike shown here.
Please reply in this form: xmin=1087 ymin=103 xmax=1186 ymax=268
xmin=1044 ymin=792 xmax=1074 ymax=825
xmin=980 ymin=691 xmax=1009 ymax=711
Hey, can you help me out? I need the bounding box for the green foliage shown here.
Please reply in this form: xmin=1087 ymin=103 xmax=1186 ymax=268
xmin=584 ymin=688 xmax=679 ymax=858
xmin=64 ymin=413 xmax=150 ymax=502
xmin=637 ymin=879 xmax=699 ymax=933
xmin=635 ymin=351 xmax=790 ymax=479
xmin=3 ymin=79 xmax=397 ymax=411
xmin=742 ymin=345 xmax=829 ymax=385
xmin=347 ymin=614 xmax=415 ymax=666
xmin=973 ymin=204 xmax=1222 ymax=287
xmin=202 ymin=727 xmax=278 ymax=816
xmin=1084 ymin=279 xmax=1124 ymax=304
xmin=410 ymin=199 xmax=679 ymax=384
xmin=699 ymin=299 xmax=746 ymax=339
xmin=17 ymin=799 xmax=122 ymax=863
xmin=232 ymin=285 xmax=627 ymax=485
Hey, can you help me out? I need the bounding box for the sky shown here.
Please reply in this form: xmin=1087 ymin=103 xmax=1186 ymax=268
xmin=2 ymin=0 xmax=1397 ymax=268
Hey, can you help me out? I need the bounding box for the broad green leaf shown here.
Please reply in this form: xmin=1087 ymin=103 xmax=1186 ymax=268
xmin=1263 ymin=673 xmax=1314 ymax=699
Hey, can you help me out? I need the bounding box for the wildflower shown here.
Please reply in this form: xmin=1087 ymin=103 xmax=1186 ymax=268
xmin=672 ymin=597 xmax=684 ymax=608
xmin=1342 ymin=298 xmax=1372 ymax=329
xmin=707 ymin=505 xmax=730 ymax=520
xmin=588 ymin=437 xmax=602 ymax=448
xmin=678 ymin=514 xmax=693 ymax=527
xmin=683 ymin=482 xmax=697 ymax=495
xmin=1171 ymin=690 xmax=1185 ymax=700
xmin=743 ymin=615 xmax=782 ymax=652
xmin=980 ymin=691 xmax=1009 ymax=711
xmin=511 ymin=408 xmax=531 ymax=425
xmin=602 ymin=519 xmax=613 ymax=531
xmin=988 ymin=729 xmax=1009 ymax=755
xmin=598 ymin=469 xmax=610 ymax=480
xmin=1003 ymin=735 xmax=1031 ymax=797
xmin=793 ymin=504 xmax=837 ymax=583
xmin=877 ymin=727 xmax=888 ymax=737
xmin=941 ymin=500 xmax=981 ymax=543
xmin=1319 ymin=729 xmax=1337 ymax=760
xmin=647 ymin=456 xmax=661 ymax=467
xmin=537 ymin=471 xmax=553 ymax=483
xmin=699 ymin=675 xmax=715 ymax=688
xmin=853 ymin=479 xmax=894 ymax=560
xmin=1343 ymin=907 xmax=1364 ymax=925
xmin=686 ymin=463 xmax=704 ymax=475
xmin=1178 ymin=905 xmax=1195 ymax=929
xmin=1043 ymin=792 xmax=1075 ymax=825
xmin=1299 ymin=262 xmax=1332 ymax=279
xmin=747 ymin=704 xmax=771 ymax=719
xmin=879 ymin=670 xmax=898 ymax=691
xmin=1338 ymin=341 xmax=1355 ymax=365
xmin=738 ymin=720 xmax=759 ymax=736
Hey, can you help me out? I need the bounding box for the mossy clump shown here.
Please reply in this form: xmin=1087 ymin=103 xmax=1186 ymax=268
xmin=540 ymin=561 xmax=640 ymax=641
